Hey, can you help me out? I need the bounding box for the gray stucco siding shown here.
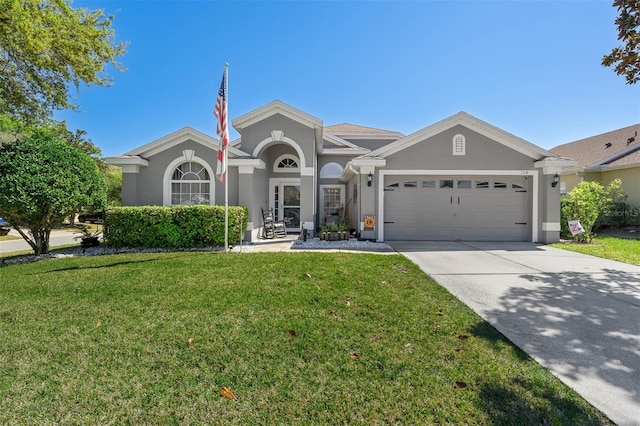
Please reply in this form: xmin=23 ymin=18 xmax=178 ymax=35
xmin=127 ymin=139 xmax=235 ymax=206
xmin=238 ymin=114 xmax=316 ymax=168
xmin=343 ymin=138 xmax=398 ymax=152
xmin=383 ymin=126 xmax=535 ymax=171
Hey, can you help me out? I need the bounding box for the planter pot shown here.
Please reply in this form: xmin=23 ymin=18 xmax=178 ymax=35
xmin=330 ymin=232 xmax=339 ymax=241
xmin=80 ymin=236 xmax=100 ymax=249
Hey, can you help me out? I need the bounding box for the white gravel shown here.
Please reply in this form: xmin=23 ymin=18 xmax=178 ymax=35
xmin=1 ymin=238 xmax=394 ymax=266
xmin=0 ymin=245 xmax=227 ymax=266
xmin=291 ymin=237 xmax=393 ymax=251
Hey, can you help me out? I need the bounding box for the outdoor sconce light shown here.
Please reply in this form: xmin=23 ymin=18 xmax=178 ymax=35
xmin=367 ymin=172 xmax=373 ymax=187
xmin=551 ymin=173 xmax=560 ymax=188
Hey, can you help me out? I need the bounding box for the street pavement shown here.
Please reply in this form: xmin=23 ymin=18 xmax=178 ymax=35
xmin=388 ymin=241 xmax=640 ymax=426
xmin=0 ymin=229 xmax=79 ymax=254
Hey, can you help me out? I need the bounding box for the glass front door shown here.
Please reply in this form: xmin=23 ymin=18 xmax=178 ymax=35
xmin=272 ymin=179 xmax=301 ymax=231
xmin=282 ymin=184 xmax=300 ymax=228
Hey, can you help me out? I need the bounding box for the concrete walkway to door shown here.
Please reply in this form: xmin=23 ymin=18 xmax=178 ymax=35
xmin=388 ymin=241 xmax=640 ymax=426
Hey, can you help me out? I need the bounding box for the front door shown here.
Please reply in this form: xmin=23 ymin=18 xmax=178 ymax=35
xmin=270 ymin=178 xmax=301 ymax=231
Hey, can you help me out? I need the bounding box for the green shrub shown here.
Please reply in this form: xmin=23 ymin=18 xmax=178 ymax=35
xmin=599 ymin=202 xmax=640 ymax=227
xmin=560 ymin=179 xmax=626 ymax=243
xmin=103 ymin=205 xmax=248 ymax=248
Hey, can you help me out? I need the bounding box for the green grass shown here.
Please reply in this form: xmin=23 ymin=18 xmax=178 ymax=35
xmin=552 ymin=236 xmax=640 ymax=266
xmin=0 ymin=252 xmax=611 ymax=424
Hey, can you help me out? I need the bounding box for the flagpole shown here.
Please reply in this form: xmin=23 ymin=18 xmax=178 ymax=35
xmin=224 ymin=63 xmax=229 ymax=253
xmin=214 ymin=63 xmax=230 ymax=253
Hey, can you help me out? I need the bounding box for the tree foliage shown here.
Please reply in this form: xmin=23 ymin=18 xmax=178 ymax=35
xmin=0 ymin=0 xmax=127 ymax=124
xmin=0 ymin=128 xmax=107 ymax=254
xmin=602 ymin=0 xmax=640 ymax=84
xmin=50 ymin=122 xmax=107 ymax=171
xmin=561 ymin=179 xmax=626 ymax=243
xmin=105 ymin=165 xmax=122 ymax=206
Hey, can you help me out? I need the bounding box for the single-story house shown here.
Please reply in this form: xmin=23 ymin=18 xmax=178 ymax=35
xmin=551 ymin=123 xmax=640 ymax=205
xmin=106 ymin=100 xmax=574 ymax=243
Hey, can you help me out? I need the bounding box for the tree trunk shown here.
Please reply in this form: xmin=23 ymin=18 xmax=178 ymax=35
xmin=14 ymin=226 xmax=51 ymax=255
xmin=35 ymin=230 xmax=50 ymax=255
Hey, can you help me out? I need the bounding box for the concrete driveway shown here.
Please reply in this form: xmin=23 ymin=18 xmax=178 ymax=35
xmin=389 ymin=241 xmax=640 ymax=426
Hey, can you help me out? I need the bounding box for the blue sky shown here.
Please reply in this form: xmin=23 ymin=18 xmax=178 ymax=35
xmin=58 ymin=0 xmax=640 ymax=157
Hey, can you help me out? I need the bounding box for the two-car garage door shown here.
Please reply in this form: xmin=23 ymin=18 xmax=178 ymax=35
xmin=383 ymin=175 xmax=531 ymax=241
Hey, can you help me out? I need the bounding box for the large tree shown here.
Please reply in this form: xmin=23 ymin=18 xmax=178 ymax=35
xmin=0 ymin=0 xmax=127 ymax=124
xmin=0 ymin=128 xmax=107 ymax=255
xmin=603 ymin=0 xmax=640 ymax=84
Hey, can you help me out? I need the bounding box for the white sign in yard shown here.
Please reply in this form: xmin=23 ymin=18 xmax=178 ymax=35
xmin=568 ymin=220 xmax=584 ymax=236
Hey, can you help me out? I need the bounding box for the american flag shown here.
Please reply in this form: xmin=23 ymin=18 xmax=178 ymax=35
xmin=214 ymin=70 xmax=228 ymax=182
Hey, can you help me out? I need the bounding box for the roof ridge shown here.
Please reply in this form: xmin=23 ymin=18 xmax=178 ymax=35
xmin=324 ymin=123 xmax=399 ymax=134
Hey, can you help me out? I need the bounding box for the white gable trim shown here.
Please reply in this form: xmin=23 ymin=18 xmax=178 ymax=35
xmin=232 ymin=100 xmax=322 ymax=131
xmin=368 ymin=112 xmax=554 ymax=160
xmin=534 ymin=157 xmax=578 ymax=175
xmin=104 ymin=156 xmax=149 ymax=174
xmin=329 ymin=131 xmax=404 ymax=140
xmin=126 ymin=126 xmax=249 ymax=158
xmin=323 ymin=132 xmax=362 ymax=149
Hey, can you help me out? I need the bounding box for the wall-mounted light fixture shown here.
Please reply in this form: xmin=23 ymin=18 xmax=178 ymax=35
xmin=367 ymin=172 xmax=373 ymax=187
xmin=551 ymin=173 xmax=560 ymax=188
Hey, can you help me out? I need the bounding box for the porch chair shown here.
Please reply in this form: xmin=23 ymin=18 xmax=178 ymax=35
xmin=261 ymin=208 xmax=287 ymax=239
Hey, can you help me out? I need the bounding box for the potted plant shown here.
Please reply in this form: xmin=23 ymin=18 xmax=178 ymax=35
xmin=319 ymin=224 xmax=329 ymax=240
xmin=337 ymin=222 xmax=349 ymax=240
xmin=74 ymin=224 xmax=102 ymax=248
xmin=329 ymin=223 xmax=340 ymax=241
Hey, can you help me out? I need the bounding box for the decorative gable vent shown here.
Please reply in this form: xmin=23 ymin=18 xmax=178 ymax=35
xmin=453 ymin=134 xmax=466 ymax=156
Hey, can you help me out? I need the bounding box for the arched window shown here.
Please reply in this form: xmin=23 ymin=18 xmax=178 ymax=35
xmin=320 ymin=162 xmax=344 ymax=179
xmin=273 ymin=154 xmax=300 ymax=173
xmin=170 ymin=161 xmax=211 ymax=205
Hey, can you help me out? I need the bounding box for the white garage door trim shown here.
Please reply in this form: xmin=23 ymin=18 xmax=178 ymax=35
xmin=377 ymin=169 xmax=539 ymax=242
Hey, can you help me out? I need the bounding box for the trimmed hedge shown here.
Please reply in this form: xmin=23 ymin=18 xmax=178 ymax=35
xmin=103 ymin=205 xmax=249 ymax=248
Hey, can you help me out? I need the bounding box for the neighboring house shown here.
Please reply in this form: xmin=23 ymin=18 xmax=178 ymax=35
xmin=106 ymin=100 xmax=574 ymax=243
xmin=551 ymin=123 xmax=640 ymax=205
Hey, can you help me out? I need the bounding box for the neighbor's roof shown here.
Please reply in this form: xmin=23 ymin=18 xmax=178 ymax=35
xmin=550 ymin=123 xmax=640 ymax=173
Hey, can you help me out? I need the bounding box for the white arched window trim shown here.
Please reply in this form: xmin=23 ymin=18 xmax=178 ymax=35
xmin=252 ymin=131 xmax=313 ymax=176
xmin=162 ymin=151 xmax=215 ymax=206
xmin=320 ymin=162 xmax=344 ymax=178
xmin=273 ymin=154 xmax=300 ymax=173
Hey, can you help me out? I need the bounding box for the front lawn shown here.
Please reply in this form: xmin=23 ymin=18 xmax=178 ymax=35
xmin=551 ymin=236 xmax=640 ymax=266
xmin=0 ymin=252 xmax=610 ymax=424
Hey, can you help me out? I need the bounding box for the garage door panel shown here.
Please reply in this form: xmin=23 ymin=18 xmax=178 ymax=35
xmin=384 ymin=175 xmax=530 ymax=241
